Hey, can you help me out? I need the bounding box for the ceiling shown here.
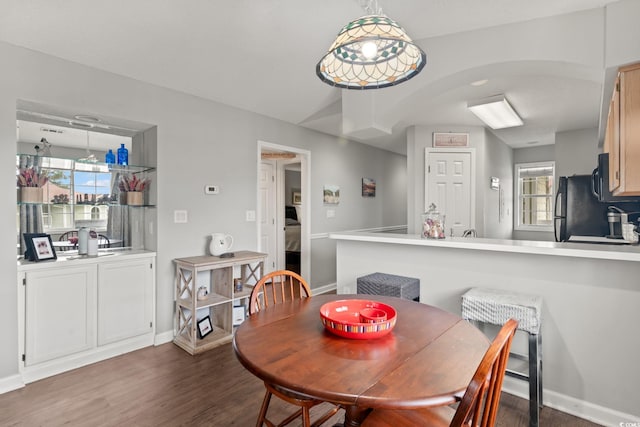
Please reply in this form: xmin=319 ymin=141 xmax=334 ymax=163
xmin=0 ymin=0 xmax=622 ymax=154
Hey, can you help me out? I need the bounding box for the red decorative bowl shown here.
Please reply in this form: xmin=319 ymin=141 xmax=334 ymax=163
xmin=320 ymin=299 xmax=397 ymax=339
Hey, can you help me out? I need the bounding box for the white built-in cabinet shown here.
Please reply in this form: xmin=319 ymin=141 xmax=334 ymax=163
xmin=18 ymin=251 xmax=156 ymax=383
xmin=97 ymin=258 xmax=154 ymax=346
xmin=24 ymin=264 xmax=97 ymax=366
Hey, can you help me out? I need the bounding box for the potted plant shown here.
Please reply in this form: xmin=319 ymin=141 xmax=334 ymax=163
xmin=17 ymin=167 xmax=48 ymax=203
xmin=118 ymin=173 xmax=150 ymax=206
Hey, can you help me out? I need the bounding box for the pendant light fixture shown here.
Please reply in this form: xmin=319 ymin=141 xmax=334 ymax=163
xmin=316 ymin=0 xmax=426 ymax=90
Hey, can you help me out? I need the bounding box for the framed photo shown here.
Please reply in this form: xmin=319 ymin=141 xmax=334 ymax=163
xmin=233 ymin=305 xmax=246 ymax=326
xmin=362 ymin=178 xmax=376 ymax=197
xmin=197 ymin=316 xmax=213 ymax=339
xmin=323 ymin=185 xmax=340 ymax=205
xmin=292 ymin=190 xmax=301 ymax=205
xmin=433 ymin=132 xmax=469 ymax=147
xmin=23 ymin=233 xmax=57 ymax=262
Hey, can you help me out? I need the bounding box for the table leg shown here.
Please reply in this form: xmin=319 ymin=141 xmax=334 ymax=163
xmin=342 ymin=405 xmax=371 ymax=427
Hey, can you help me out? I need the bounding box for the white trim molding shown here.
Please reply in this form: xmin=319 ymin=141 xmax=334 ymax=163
xmin=0 ymin=374 xmax=24 ymax=395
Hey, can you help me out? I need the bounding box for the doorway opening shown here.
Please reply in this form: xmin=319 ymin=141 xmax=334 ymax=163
xmin=257 ymin=141 xmax=310 ymax=280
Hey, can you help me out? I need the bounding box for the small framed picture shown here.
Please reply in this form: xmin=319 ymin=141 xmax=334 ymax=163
xmin=23 ymin=233 xmax=57 ymax=262
xmin=433 ymin=132 xmax=469 ymax=147
xmin=362 ymin=178 xmax=376 ymax=197
xmin=197 ymin=316 xmax=213 ymax=339
xmin=292 ymin=190 xmax=301 ymax=205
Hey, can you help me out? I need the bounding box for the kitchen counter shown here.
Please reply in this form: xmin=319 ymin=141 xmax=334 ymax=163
xmin=330 ymin=231 xmax=640 ymax=424
xmin=330 ymin=231 xmax=640 ymax=262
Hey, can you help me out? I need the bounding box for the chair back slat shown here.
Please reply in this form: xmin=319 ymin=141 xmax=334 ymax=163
xmin=249 ymin=270 xmax=312 ymax=315
xmin=450 ymin=318 xmax=518 ymax=427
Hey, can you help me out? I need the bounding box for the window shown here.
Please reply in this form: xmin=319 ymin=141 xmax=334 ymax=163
xmin=515 ymin=161 xmax=555 ymax=231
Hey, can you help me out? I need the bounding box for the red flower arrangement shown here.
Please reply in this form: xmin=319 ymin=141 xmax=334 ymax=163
xmin=17 ymin=167 xmax=48 ymax=188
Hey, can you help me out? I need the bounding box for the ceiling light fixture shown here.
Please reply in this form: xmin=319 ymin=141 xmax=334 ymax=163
xmin=316 ymin=0 xmax=426 ymax=90
xmin=467 ymin=95 xmax=523 ymax=129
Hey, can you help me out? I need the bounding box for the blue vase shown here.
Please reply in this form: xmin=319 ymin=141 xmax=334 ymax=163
xmin=117 ymin=144 xmax=128 ymax=166
xmin=105 ymin=149 xmax=115 ymax=164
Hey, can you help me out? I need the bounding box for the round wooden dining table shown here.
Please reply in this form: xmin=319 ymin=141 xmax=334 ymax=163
xmin=233 ymin=294 xmax=490 ymax=427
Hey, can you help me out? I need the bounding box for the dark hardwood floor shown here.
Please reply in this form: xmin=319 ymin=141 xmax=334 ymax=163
xmin=0 ymin=342 xmax=603 ymax=427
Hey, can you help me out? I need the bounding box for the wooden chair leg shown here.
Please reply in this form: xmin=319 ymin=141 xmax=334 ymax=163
xmin=302 ymin=407 xmax=311 ymax=427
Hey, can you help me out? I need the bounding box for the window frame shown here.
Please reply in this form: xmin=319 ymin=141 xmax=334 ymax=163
xmin=514 ymin=161 xmax=555 ymax=232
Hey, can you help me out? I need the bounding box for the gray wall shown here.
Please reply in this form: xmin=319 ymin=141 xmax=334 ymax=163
xmin=0 ymin=40 xmax=406 ymax=384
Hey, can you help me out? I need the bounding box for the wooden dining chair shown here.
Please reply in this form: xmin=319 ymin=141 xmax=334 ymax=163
xmin=361 ymin=318 xmax=518 ymax=427
xmin=249 ymin=270 xmax=340 ymax=427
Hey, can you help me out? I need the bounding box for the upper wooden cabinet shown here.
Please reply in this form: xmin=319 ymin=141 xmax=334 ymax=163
xmin=605 ymin=62 xmax=640 ymax=195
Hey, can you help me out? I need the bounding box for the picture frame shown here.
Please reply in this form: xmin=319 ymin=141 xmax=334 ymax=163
xmin=23 ymin=233 xmax=57 ymax=262
xmin=233 ymin=305 xmax=246 ymax=326
xmin=362 ymin=178 xmax=376 ymax=197
xmin=197 ymin=316 xmax=213 ymax=339
xmin=433 ymin=132 xmax=469 ymax=147
xmin=323 ymin=185 xmax=340 ymax=205
xmin=292 ymin=190 xmax=301 ymax=205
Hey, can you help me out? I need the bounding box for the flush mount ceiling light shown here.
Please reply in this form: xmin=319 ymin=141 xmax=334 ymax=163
xmin=316 ymin=0 xmax=426 ymax=90
xmin=467 ymin=95 xmax=523 ymax=129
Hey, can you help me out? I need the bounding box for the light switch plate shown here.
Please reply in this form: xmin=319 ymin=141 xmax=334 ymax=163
xmin=246 ymin=210 xmax=256 ymax=222
xmin=174 ymin=210 xmax=188 ymax=223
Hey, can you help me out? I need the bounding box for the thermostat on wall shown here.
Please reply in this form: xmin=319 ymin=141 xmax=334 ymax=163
xmin=204 ymin=185 xmax=220 ymax=195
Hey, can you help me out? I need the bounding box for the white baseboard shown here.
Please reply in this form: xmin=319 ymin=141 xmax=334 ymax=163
xmin=312 ymin=283 xmax=337 ymax=295
xmin=503 ymin=376 xmax=640 ymax=425
xmin=154 ymin=330 xmax=175 ymax=346
xmin=20 ymin=334 xmax=154 ymax=384
xmin=0 ymin=374 xmax=24 ymax=395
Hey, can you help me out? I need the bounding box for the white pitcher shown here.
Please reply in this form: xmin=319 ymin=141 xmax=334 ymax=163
xmin=209 ymin=233 xmax=233 ymax=256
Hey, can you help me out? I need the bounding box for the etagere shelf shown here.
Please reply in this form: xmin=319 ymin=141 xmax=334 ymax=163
xmin=173 ymin=251 xmax=266 ymax=355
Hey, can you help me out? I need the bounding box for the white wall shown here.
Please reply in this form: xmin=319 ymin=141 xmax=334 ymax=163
xmin=554 ymin=128 xmax=600 ymax=178
xmin=482 ymin=130 xmax=513 ymax=239
xmin=0 ymin=40 xmax=406 ymax=385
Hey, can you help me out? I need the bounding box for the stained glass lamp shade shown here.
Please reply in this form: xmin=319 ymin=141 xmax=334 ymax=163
xmin=316 ymin=15 xmax=426 ymax=90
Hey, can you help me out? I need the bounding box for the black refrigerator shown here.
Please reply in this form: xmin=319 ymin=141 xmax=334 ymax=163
xmin=554 ymin=175 xmax=640 ymax=242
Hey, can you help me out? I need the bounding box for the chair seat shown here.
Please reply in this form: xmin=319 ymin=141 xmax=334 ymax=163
xmin=362 ymin=405 xmax=455 ymax=427
xmin=462 ymin=287 xmax=542 ymax=334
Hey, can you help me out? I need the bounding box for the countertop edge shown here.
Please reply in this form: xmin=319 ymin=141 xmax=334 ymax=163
xmin=329 ymin=232 xmax=640 ymax=262
xmin=17 ymin=249 xmax=157 ymax=271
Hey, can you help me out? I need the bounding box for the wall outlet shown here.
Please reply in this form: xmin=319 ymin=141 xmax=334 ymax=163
xmin=326 ymin=209 xmax=335 ymax=218
xmin=246 ymin=210 xmax=256 ymax=222
xmin=204 ymin=185 xmax=219 ymax=195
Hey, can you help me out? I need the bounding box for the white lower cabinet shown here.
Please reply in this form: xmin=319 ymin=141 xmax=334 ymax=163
xmin=98 ymin=258 xmax=154 ymax=346
xmin=25 ymin=265 xmax=97 ymax=366
xmin=18 ymin=252 xmax=156 ymax=383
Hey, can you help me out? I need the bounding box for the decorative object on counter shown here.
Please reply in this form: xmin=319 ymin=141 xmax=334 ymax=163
xmin=316 ymin=0 xmax=426 ymax=90
xmin=118 ymin=173 xmax=150 ymax=206
xmin=87 ymin=229 xmax=98 ymax=256
xmin=23 ymin=233 xmax=57 ymax=262
xmin=622 ymin=222 xmax=639 ymax=243
xmin=105 ymin=149 xmax=116 ymax=164
xmin=78 ymin=227 xmax=89 ymax=255
xmin=209 ymin=233 xmax=234 ymax=256
xmin=197 ymin=316 xmax=213 ymax=339
xmin=422 ymin=203 xmax=445 ymax=239
xmin=117 ymin=143 xmax=128 ymax=165
xmin=197 ymin=286 xmax=209 ymax=301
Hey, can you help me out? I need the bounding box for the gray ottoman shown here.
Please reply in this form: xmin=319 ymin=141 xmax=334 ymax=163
xmin=357 ymin=272 xmax=420 ymax=301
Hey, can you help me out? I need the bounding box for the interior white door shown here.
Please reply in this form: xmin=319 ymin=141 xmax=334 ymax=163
xmin=425 ymin=150 xmax=474 ymax=237
xmin=259 ymin=161 xmax=277 ymax=273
